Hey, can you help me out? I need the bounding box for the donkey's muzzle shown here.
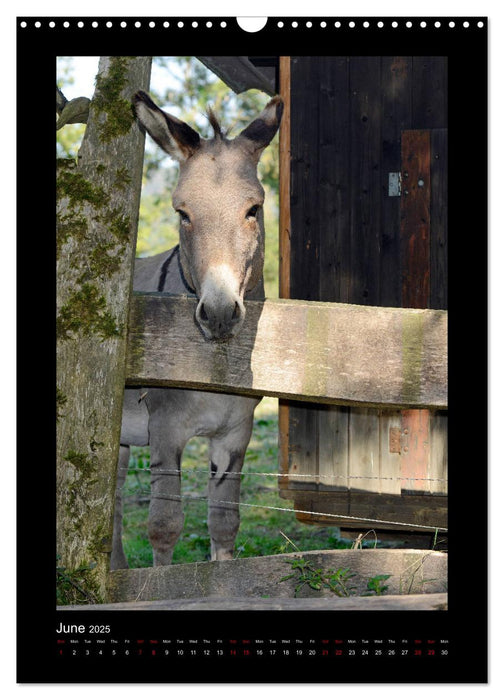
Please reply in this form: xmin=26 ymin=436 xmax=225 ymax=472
xmin=195 ymin=295 xmax=245 ymax=341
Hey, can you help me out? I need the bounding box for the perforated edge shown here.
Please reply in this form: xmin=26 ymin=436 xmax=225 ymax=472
xmin=18 ymin=17 xmax=488 ymax=31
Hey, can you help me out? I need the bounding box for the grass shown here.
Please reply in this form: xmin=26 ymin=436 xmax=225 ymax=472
xmin=121 ymin=397 xmax=361 ymax=568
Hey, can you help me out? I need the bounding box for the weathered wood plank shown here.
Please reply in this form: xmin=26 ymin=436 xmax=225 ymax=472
xmin=350 ymin=57 xmax=382 ymax=307
xmin=290 ymin=57 xmax=320 ymax=301
xmin=412 ymin=57 xmax=448 ymax=130
xmin=349 ymin=408 xmax=380 ymax=492
xmin=278 ymin=56 xmax=291 ymax=484
xmin=102 ymin=549 xmax=447 ymax=603
xmin=379 ymin=410 xmax=403 ymax=496
xmin=401 ymin=129 xmax=431 ymax=308
xmin=126 ymin=294 xmax=447 ymax=409
xmin=288 ymin=402 xmax=319 ymax=488
xmin=380 ymin=56 xmax=411 ymax=308
xmin=430 ymin=411 xmax=448 ymax=495
xmin=400 ymin=409 xmax=431 ymax=494
xmin=318 ymin=405 xmax=350 ymax=490
xmin=284 ymin=491 xmax=447 ymax=532
xmin=319 ymin=56 xmax=351 ymax=304
xmin=430 ymin=128 xmax=448 ymax=310
xmin=279 ymin=55 xmax=291 ymax=300
xmin=58 ymin=593 xmax=448 ymax=611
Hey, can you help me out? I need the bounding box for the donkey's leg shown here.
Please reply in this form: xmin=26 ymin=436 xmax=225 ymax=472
xmin=110 ymin=445 xmax=130 ymax=570
xmin=208 ymin=415 xmax=254 ymax=560
xmin=148 ymin=415 xmax=187 ymax=566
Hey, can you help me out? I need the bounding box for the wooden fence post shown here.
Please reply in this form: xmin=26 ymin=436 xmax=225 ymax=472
xmin=278 ymin=55 xmax=291 ymax=491
xmin=56 ymin=56 xmax=151 ymax=601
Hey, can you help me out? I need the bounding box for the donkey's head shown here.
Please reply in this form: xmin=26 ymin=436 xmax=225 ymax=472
xmin=133 ymin=91 xmax=283 ymax=341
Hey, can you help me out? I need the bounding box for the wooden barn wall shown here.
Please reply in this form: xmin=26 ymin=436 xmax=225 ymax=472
xmin=284 ymin=56 xmax=447 ymax=513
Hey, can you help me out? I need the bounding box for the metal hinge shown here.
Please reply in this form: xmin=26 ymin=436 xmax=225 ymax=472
xmin=389 ymin=426 xmax=414 ymax=454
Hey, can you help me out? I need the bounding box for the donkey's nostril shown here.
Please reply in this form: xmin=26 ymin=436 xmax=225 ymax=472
xmin=196 ymin=295 xmax=245 ymax=340
xmin=199 ymin=303 xmax=209 ymax=322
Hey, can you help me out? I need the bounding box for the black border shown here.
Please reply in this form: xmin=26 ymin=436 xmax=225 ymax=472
xmin=17 ymin=17 xmax=488 ymax=683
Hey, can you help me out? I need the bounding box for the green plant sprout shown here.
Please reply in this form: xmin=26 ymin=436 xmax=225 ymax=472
xmin=280 ymin=557 xmax=357 ymax=597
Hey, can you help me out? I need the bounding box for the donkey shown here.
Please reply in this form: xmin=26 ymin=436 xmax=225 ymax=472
xmin=111 ymin=91 xmax=283 ymax=569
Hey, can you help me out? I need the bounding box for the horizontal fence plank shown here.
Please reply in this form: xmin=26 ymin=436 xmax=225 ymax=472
xmin=281 ymin=490 xmax=448 ymax=532
xmin=125 ymin=294 xmax=447 ymax=410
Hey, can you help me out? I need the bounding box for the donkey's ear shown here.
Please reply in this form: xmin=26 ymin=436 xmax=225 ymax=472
xmin=133 ymin=91 xmax=200 ymax=162
xmin=237 ymin=96 xmax=283 ymax=157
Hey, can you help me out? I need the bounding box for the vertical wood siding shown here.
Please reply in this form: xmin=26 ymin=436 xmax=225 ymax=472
xmin=282 ymin=56 xmax=448 ymax=527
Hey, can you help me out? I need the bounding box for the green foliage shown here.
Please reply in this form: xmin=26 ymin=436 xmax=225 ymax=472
xmin=363 ymin=574 xmax=391 ymax=596
xmin=280 ymin=558 xmax=394 ymax=598
xmin=280 ymin=558 xmax=358 ymax=597
xmin=136 ymin=192 xmax=179 ymax=257
xmin=57 ymin=124 xmax=86 ymax=158
xmin=280 ymin=557 xmax=391 ymax=597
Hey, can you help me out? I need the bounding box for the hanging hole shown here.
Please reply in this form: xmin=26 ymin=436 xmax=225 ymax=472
xmin=237 ymin=17 xmax=268 ymax=32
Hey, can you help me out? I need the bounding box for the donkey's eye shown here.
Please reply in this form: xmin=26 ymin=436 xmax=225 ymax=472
xmin=246 ymin=205 xmax=260 ymax=220
xmin=177 ymin=209 xmax=191 ymax=225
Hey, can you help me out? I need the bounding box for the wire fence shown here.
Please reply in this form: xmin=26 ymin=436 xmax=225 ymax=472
xmin=118 ymin=463 xmax=448 ymax=533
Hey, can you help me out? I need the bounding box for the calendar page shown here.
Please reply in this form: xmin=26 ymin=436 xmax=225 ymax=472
xmin=17 ymin=15 xmax=487 ymax=683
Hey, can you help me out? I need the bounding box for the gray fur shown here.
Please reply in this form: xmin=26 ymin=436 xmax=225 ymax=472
xmin=111 ymin=93 xmax=282 ymax=569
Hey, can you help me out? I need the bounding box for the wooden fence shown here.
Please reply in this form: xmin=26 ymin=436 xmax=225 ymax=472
xmin=126 ymin=293 xmax=447 ymax=411
xmin=125 ymin=292 xmax=447 ymax=542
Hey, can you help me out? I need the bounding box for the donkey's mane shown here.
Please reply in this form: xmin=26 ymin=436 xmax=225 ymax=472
xmin=206 ymin=106 xmax=225 ymax=139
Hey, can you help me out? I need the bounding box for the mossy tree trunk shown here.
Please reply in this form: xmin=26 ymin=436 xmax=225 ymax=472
xmin=56 ymin=56 xmax=152 ymax=602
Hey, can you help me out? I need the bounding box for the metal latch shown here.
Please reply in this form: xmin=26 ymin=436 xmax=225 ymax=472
xmin=389 ymin=427 xmax=402 ymax=454
xmin=388 ymin=172 xmax=402 ymax=197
